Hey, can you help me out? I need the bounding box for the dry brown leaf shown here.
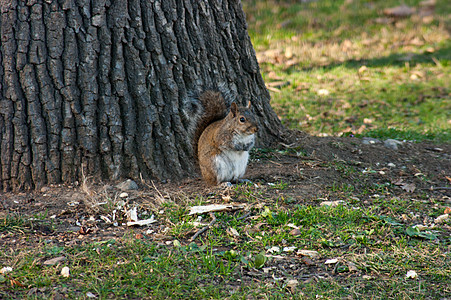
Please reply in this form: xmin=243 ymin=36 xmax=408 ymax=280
xmin=347 ymin=261 xmax=358 ymax=272
xmin=383 ymin=5 xmax=416 ymax=17
xmin=401 ymin=183 xmax=416 ymax=193
xmin=434 ymin=214 xmax=449 ymax=224
xmin=392 ymin=178 xmax=404 ymax=185
xmin=420 ymin=0 xmax=436 ymax=7
xmin=297 ymin=249 xmax=320 ymax=259
xmin=227 ymin=227 xmax=240 ymax=237
xmin=358 ymin=66 xmax=368 ymax=73
xmin=43 ymin=256 xmax=66 ymax=266
xmin=290 ymin=228 xmax=302 ymax=236
xmin=127 ymin=216 xmax=157 ymax=227
xmin=10 ymin=279 xmax=24 ymax=287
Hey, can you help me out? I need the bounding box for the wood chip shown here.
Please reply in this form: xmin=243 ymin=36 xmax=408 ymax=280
xmin=188 ymin=204 xmax=245 ymax=215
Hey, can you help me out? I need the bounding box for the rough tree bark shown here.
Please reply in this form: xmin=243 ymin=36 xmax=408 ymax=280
xmin=0 ymin=0 xmax=284 ymax=191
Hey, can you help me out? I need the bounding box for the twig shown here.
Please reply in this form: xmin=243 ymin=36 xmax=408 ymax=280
xmin=237 ymin=211 xmax=251 ymax=221
xmin=190 ymin=212 xmax=217 ymax=241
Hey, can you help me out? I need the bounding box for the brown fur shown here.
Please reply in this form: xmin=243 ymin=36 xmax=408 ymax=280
xmin=198 ymin=101 xmax=258 ymax=185
xmin=193 ymin=91 xmax=228 ymax=159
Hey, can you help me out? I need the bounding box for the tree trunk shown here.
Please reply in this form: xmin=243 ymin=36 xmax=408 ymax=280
xmin=0 ymin=0 xmax=284 ymax=191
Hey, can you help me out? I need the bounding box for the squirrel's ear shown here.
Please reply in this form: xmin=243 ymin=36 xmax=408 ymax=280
xmin=230 ymin=102 xmax=238 ymax=117
xmin=247 ymin=101 xmax=251 ymax=109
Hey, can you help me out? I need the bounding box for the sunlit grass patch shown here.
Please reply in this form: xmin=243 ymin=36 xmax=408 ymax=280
xmin=245 ymin=0 xmax=451 ymax=142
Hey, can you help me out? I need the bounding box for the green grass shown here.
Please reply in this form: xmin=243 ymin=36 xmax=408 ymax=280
xmin=244 ymin=0 xmax=451 ymax=142
xmin=0 ymin=214 xmax=30 ymax=234
xmin=1 ymin=199 xmax=449 ymax=299
xmin=1 ymin=1 xmax=450 ymax=299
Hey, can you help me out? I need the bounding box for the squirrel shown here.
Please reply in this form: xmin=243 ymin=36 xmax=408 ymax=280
xmin=184 ymin=89 xmax=258 ymax=185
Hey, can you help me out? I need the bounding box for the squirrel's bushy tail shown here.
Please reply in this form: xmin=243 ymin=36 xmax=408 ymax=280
xmin=182 ymin=84 xmax=236 ymax=158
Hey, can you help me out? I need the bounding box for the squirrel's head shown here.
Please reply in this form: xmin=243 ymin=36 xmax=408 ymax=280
xmin=229 ymin=102 xmax=258 ymax=135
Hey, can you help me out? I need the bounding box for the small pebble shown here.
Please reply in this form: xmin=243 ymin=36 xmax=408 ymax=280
xmin=384 ymin=139 xmax=403 ymax=150
xmin=116 ymin=179 xmax=139 ymax=191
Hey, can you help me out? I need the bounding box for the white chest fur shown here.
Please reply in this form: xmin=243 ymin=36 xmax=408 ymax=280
xmin=214 ymin=134 xmax=255 ymax=182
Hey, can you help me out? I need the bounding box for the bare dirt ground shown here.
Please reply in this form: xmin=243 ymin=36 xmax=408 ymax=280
xmin=1 ymin=134 xmax=450 ymax=249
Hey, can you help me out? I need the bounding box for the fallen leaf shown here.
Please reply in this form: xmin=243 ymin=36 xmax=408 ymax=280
xmin=320 ymin=200 xmax=344 ymax=207
xmin=286 ymin=279 xmax=299 ymax=288
xmin=406 ymin=270 xmax=418 ymax=279
xmin=289 ymin=228 xmax=302 ymax=236
xmin=401 ymin=183 xmax=416 ymax=193
xmin=0 ymin=267 xmax=12 ymax=274
xmin=297 ymin=250 xmax=320 ymax=259
xmin=100 ymin=215 xmax=112 ymax=223
xmin=444 ymin=207 xmax=451 ymax=214
xmin=61 ymin=266 xmax=70 ymax=278
xmin=383 ymin=5 xmax=416 ymax=17
xmin=284 ymin=47 xmax=293 ymax=59
xmin=286 ymin=223 xmax=299 ymax=229
xmin=413 ymin=224 xmax=427 ymax=231
xmin=228 ymin=227 xmax=240 ymax=237
xmin=188 ymin=204 xmax=244 ymax=215
xmin=420 ymin=0 xmax=436 ymax=7
xmin=358 ymin=65 xmax=367 ymax=73
xmin=392 ymin=178 xmax=404 ymax=185
xmin=347 ymin=261 xmax=358 ymax=272
xmin=283 ymin=246 xmax=297 ymax=253
xmin=267 ymin=246 xmax=280 ymax=254
xmin=86 ymin=292 xmax=97 ymax=298
xmin=325 ymin=258 xmax=338 ymax=265
xmin=79 ymin=226 xmax=92 ymax=235
xmin=43 ymin=256 xmax=66 ymax=266
xmin=126 ymin=207 xmax=138 ymax=222
xmin=10 ymin=279 xmax=24 ymax=287
xmin=317 ymin=89 xmax=330 ymax=96
xmin=434 ymin=214 xmax=449 ymax=224
xmin=127 ymin=215 xmax=157 ymax=227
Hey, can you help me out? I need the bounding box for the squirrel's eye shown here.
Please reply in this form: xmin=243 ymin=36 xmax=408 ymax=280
xmin=239 ymin=117 xmax=246 ymax=123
